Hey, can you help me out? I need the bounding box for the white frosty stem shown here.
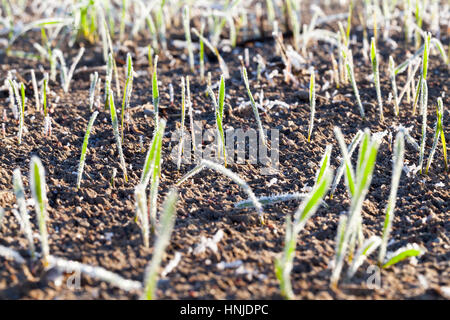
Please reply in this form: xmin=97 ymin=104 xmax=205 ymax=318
xmin=347 ymin=236 xmax=381 ymax=278
xmin=30 ymin=156 xmax=49 ymax=264
xmin=176 ymin=160 xmax=264 ymax=223
xmin=0 ymin=245 xmax=26 ymax=264
xmin=13 ymin=169 xmax=36 ymax=259
xmin=47 ymin=255 xmax=142 ymax=292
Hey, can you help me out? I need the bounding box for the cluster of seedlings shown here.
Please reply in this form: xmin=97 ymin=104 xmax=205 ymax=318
xmin=0 ymin=0 xmax=448 ymax=299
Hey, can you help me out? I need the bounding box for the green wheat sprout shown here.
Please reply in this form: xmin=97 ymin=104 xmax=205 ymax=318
xmin=418 ymin=78 xmax=428 ymax=174
xmin=31 ymin=69 xmax=40 ymax=112
xmin=191 ymin=27 xmax=229 ymax=79
xmin=108 ymin=90 xmax=128 ymax=182
xmin=425 ymin=97 xmax=447 ymax=173
xmin=18 ymin=82 xmax=25 ymax=145
xmin=330 ymin=128 xmax=380 ymax=287
xmin=382 ymin=243 xmax=425 ymax=268
xmin=30 ymin=156 xmax=50 ymax=266
xmin=199 ymin=21 xmax=205 ymax=83
xmin=186 ymin=76 xmax=196 ymax=152
xmin=412 ymin=32 xmax=431 ymax=116
xmin=140 ymin=119 xmax=166 ymax=231
xmin=342 ymin=48 xmax=365 ymax=119
xmin=76 ymin=111 xmax=98 ymax=189
xmin=389 ymin=56 xmax=400 ymax=116
xmin=347 ymin=235 xmax=381 ymax=279
xmin=241 ymin=66 xmax=267 ymax=146
xmin=378 ymin=130 xmax=405 ymax=266
xmin=307 ymin=71 xmax=316 ymax=143
xmin=370 ymin=37 xmax=384 ymax=121
xmin=142 ymin=189 xmax=178 ymax=300
xmin=135 ymin=183 xmax=150 ymax=248
xmin=104 ymin=52 xmax=113 ymax=110
xmin=121 ymin=53 xmax=133 ymax=143
xmin=177 ymin=77 xmax=186 ymax=170
xmin=89 ymin=71 xmax=99 ymax=112
xmin=183 ymin=5 xmax=194 ymax=73
xmin=152 ymin=55 xmax=160 ymax=126
xmin=275 ymin=147 xmax=332 ymax=299
xmin=207 ymin=75 xmax=227 ymax=166
xmin=42 ymin=73 xmax=48 ymax=117
xmin=329 ymin=130 xmax=363 ymax=199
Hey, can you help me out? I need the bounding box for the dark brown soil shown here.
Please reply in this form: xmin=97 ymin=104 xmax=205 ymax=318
xmin=0 ymin=2 xmax=448 ymax=300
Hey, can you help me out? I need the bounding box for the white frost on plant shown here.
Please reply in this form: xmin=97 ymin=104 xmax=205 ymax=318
xmin=47 ymin=255 xmax=142 ymax=292
xmin=161 ymin=251 xmax=182 ymax=277
xmin=194 ymin=229 xmax=224 ymax=256
xmin=217 ymin=260 xmax=243 ymax=270
xmin=0 ymin=245 xmax=26 ymax=264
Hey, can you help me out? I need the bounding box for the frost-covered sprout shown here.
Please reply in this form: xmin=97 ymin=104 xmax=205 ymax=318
xmin=199 ymin=21 xmax=205 ymax=83
xmin=307 ymin=71 xmax=316 ymax=143
xmin=121 ymin=53 xmax=133 ymax=143
xmin=147 ymin=45 xmax=153 ymax=75
xmin=31 ymin=70 xmax=40 ymax=112
xmin=330 ymin=130 xmax=363 ymax=198
xmin=30 ymin=156 xmax=49 ymax=266
xmin=140 ymin=119 xmax=166 ymax=231
xmin=191 ymin=27 xmax=229 ymax=79
xmin=13 ymin=169 xmax=36 ymax=259
xmin=18 ymin=82 xmax=25 ymax=145
xmin=177 ymin=77 xmax=186 ymax=170
xmin=342 ymin=48 xmax=365 ymax=119
xmin=108 ymin=91 xmax=128 ymax=182
xmin=275 ymin=215 xmax=295 ymax=299
xmin=330 ymin=128 xmax=380 ymax=287
xmin=186 ymin=76 xmax=195 ymax=152
xmin=141 ymin=119 xmax=166 ymax=187
xmin=183 ymin=5 xmax=194 ymax=73
xmin=119 ymin=0 xmax=127 ymax=42
xmin=145 ymin=13 xmax=158 ymax=54
xmin=152 ymin=55 xmax=160 ymax=125
xmin=101 ymin=18 xmax=121 ymax=98
xmin=40 ymin=74 xmax=49 ymax=121
xmin=62 ymin=47 xmax=85 ymax=93
xmin=135 ymin=183 xmax=149 ymax=248
xmin=207 ymin=75 xmax=227 ymax=166
xmin=275 ymin=150 xmax=332 ymax=299
xmin=382 ymin=243 xmax=425 ymax=268
xmin=104 ymin=52 xmax=113 ymax=110
xmin=285 ymin=0 xmax=300 ymax=51
xmin=241 ymin=66 xmax=266 ymax=146
xmin=389 ymin=56 xmax=399 ymax=116
xmin=426 ymin=97 xmax=447 ymax=173
xmin=418 ymin=79 xmax=428 ymax=174
xmin=378 ymin=131 xmax=405 ymax=266
xmin=77 ymin=111 xmax=98 ymax=189
xmin=347 ymin=236 xmax=381 ymax=279
xmin=89 ymin=72 xmax=99 ymax=112
xmin=6 ymin=73 xmax=18 ymax=119
xmin=370 ymin=37 xmax=384 ymax=122
xmin=176 ymin=160 xmax=264 ymax=224
xmin=430 ymin=38 xmax=449 ymax=65
xmin=413 ymin=32 xmax=431 ymax=115
xmin=142 ymin=189 xmax=178 ymax=300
